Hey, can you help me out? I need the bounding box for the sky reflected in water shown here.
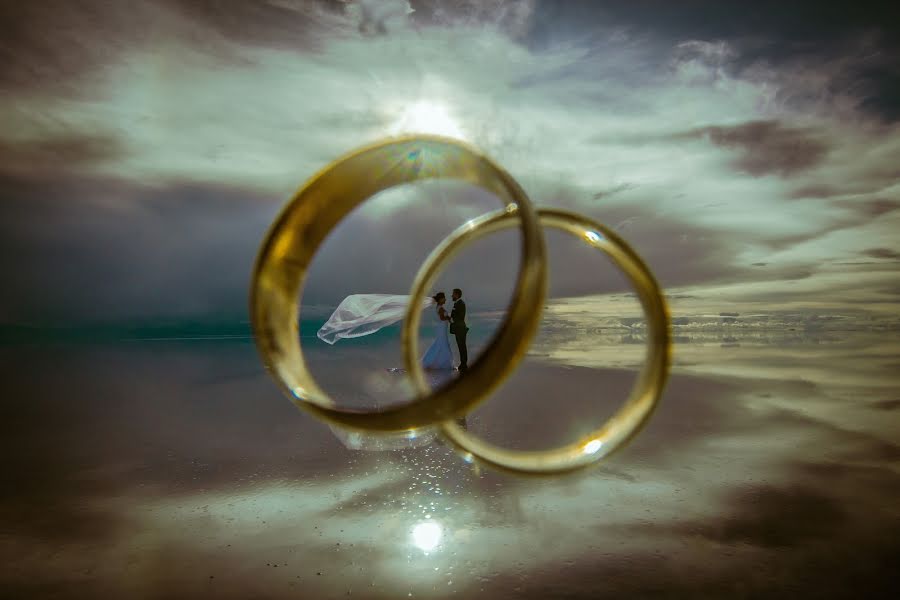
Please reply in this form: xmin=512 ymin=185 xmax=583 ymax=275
xmin=2 ymin=306 xmax=898 ymax=598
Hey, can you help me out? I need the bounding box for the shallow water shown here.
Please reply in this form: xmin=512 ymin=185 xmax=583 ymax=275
xmin=1 ymin=317 xmax=898 ymax=598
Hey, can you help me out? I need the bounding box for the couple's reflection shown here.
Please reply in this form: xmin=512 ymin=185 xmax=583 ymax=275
xmin=328 ymin=366 xmax=468 ymax=453
xmin=328 ymin=416 xmax=467 ymax=451
xmin=429 ymin=366 xmax=470 ymax=435
xmin=326 ymin=363 xmax=526 ymax=528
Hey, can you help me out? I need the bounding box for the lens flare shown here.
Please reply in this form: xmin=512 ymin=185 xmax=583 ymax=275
xmin=583 ymin=439 xmax=603 ymax=455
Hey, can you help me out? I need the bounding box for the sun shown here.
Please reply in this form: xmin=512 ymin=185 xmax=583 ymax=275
xmin=388 ymin=100 xmax=466 ymax=139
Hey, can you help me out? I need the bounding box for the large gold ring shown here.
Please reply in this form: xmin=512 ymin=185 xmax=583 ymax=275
xmin=402 ymin=208 xmax=671 ymax=475
xmin=250 ymin=135 xmax=547 ymax=432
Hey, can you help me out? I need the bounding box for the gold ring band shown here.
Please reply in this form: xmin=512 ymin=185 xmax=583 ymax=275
xmin=402 ymin=208 xmax=671 ymax=475
xmin=250 ymin=135 xmax=547 ymax=432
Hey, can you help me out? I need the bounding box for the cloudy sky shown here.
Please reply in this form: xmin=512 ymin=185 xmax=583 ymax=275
xmin=2 ymin=0 xmax=898 ymax=328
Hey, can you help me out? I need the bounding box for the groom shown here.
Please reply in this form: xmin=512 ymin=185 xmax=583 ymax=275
xmin=449 ymin=288 xmax=469 ymax=373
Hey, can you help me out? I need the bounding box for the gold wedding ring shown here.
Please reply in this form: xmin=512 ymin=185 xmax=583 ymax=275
xmin=402 ymin=208 xmax=671 ymax=475
xmin=250 ymin=135 xmax=547 ymax=432
xmin=251 ymin=135 xmax=671 ymax=476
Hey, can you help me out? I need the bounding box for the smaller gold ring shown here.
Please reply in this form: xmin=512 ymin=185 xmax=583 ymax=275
xmin=402 ymin=208 xmax=671 ymax=475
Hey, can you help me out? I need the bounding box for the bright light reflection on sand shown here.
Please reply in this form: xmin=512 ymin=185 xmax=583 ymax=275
xmin=411 ymin=521 xmax=443 ymax=552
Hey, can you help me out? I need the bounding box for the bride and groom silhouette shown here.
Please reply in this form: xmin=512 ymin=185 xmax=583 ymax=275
xmin=421 ymin=288 xmax=468 ymax=373
xmin=316 ymin=288 xmax=469 ymax=373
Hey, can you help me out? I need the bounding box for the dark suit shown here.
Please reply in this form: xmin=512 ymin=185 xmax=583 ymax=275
xmin=449 ymin=299 xmax=468 ymax=371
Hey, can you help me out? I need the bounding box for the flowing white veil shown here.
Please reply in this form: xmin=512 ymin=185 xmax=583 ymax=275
xmin=317 ymin=293 xmax=443 ymax=451
xmin=317 ymin=294 xmax=436 ymax=344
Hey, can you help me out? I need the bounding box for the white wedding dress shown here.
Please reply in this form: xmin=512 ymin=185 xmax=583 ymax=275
xmin=318 ymin=295 xmax=456 ymax=452
xmin=317 ymin=294 xmax=454 ymax=370
xmin=420 ymin=305 xmax=454 ymax=370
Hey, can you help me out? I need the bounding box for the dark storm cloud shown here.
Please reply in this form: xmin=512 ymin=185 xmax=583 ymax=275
xmin=0 ymin=1 xmax=248 ymax=97
xmin=0 ymin=0 xmax=350 ymax=101
xmin=409 ymin=0 xmax=534 ymax=35
xmin=0 ymin=163 xmax=873 ymax=325
xmin=0 ymin=1 xmax=156 ymax=93
xmin=164 ymin=0 xmax=537 ymax=49
xmin=164 ymin=0 xmax=350 ymax=49
xmin=527 ymin=0 xmax=900 ymax=50
xmin=869 ymin=399 xmax=900 ymax=411
xmin=679 ymin=120 xmax=830 ymax=177
xmin=862 ymin=247 xmax=900 ymax=260
xmin=581 ymin=204 xmax=743 ymax=291
xmin=0 ymin=162 xmax=752 ymax=324
xmin=526 ymin=0 xmax=900 ymax=121
xmin=789 ymin=184 xmax=845 ymax=199
xmin=792 ymin=174 xmax=900 ymax=201
xmin=301 ymin=178 xmax=753 ymax=310
xmin=0 ymin=133 xmax=125 ymax=175
xmin=0 ymin=173 xmax=278 ymax=323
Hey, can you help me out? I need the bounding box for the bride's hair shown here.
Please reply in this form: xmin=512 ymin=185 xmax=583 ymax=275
xmin=432 ymin=292 xmax=446 ymax=303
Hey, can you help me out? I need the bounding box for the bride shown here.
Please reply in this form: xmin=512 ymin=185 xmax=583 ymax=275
xmin=317 ymin=292 xmax=455 ymax=370
xmin=420 ymin=292 xmax=453 ymax=370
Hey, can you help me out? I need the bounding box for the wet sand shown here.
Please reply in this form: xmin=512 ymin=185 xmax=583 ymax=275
xmin=1 ymin=320 xmax=898 ymax=598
